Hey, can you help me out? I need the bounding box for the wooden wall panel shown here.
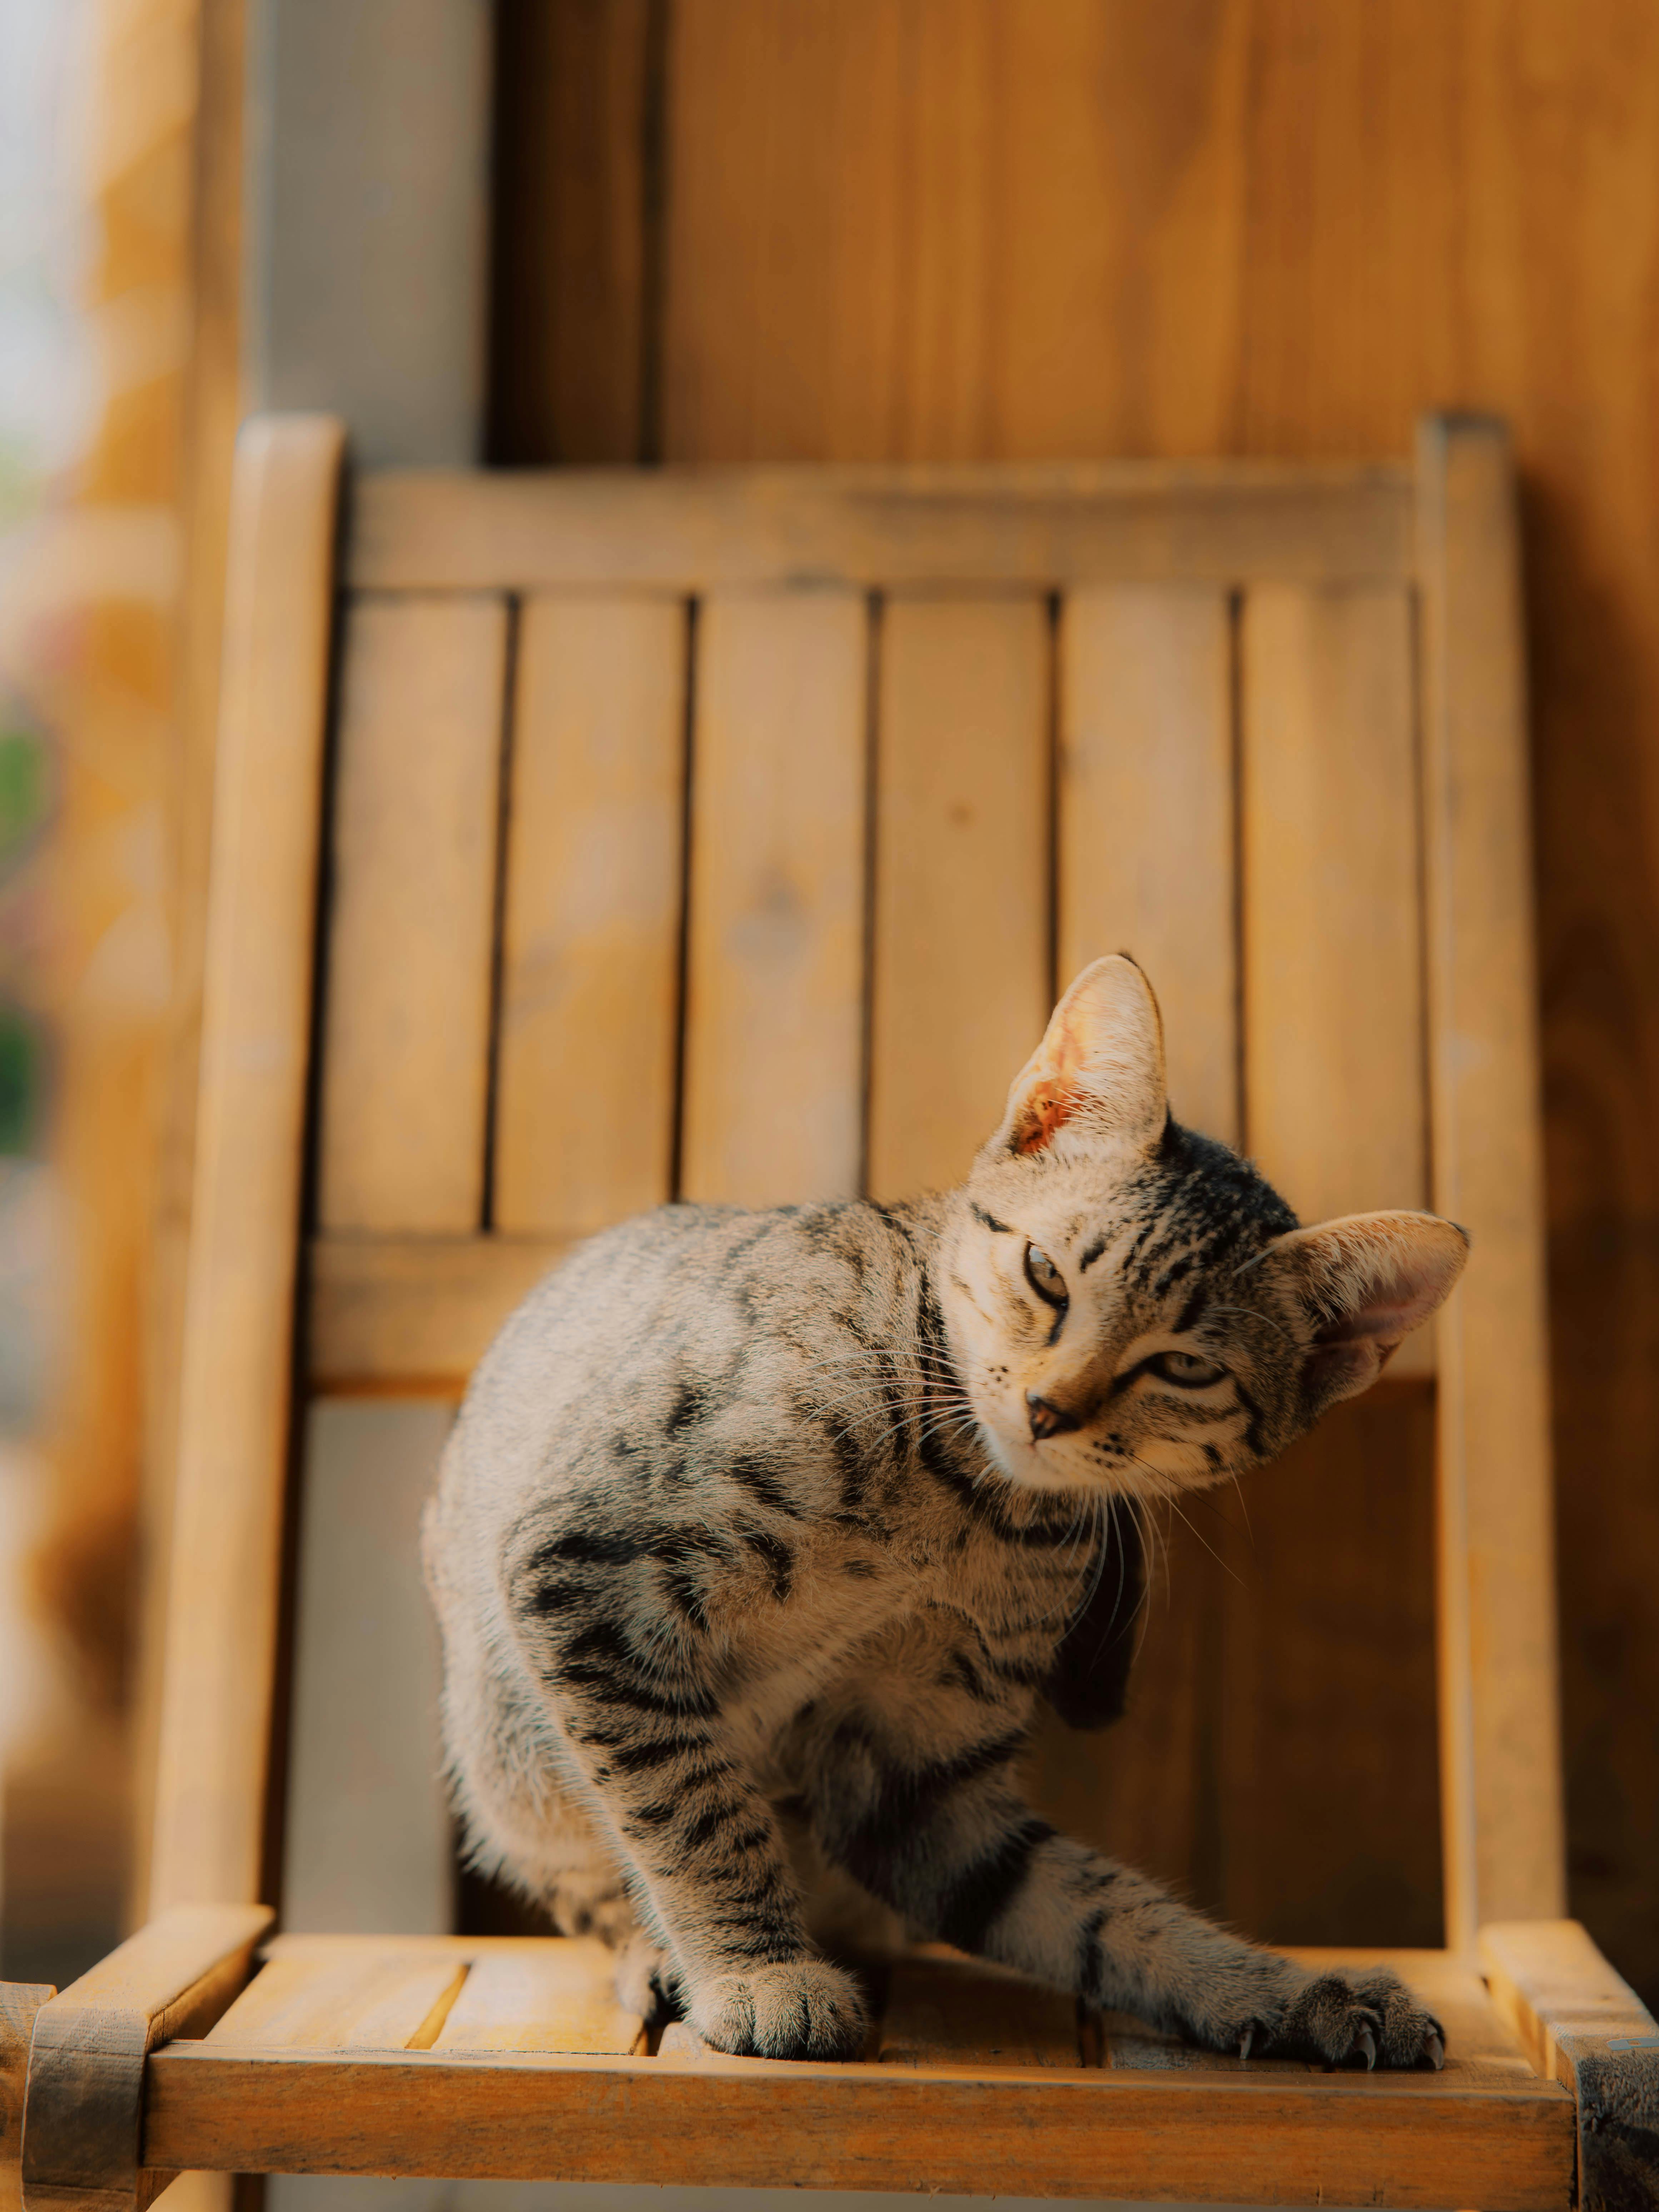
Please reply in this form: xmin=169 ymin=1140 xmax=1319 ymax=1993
xmin=493 ymin=0 xmax=1659 ymax=2000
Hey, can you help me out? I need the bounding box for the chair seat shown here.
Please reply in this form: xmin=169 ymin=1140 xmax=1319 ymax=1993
xmin=142 ymin=1935 xmax=1574 ymax=2204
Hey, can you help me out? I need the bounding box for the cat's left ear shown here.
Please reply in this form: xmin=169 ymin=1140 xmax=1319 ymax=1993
xmin=988 ymin=955 xmax=1167 ymax=1162
xmin=1262 ymin=1211 xmax=1469 ymax=1415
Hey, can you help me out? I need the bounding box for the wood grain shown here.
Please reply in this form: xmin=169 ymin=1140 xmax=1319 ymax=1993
xmin=141 ymin=2035 xmax=1573 ymax=2204
xmin=20 ymin=1905 xmax=269 ymax=2212
xmin=1481 ymin=1919 xmax=1659 ymax=2212
xmin=1240 ymin=584 xmax=1425 ymax=1227
xmin=680 ymin=588 xmax=868 ymax=1205
xmin=432 ymin=1943 xmax=644 ymax=2056
xmin=148 ymin=416 xmax=344 ymax=1916
xmin=1058 ymin=584 xmax=1237 ymax=1144
xmin=1419 ymin=420 xmax=1566 ymax=1947
xmin=317 ymin=593 xmax=509 ymax=1233
xmin=350 ymin=461 xmax=1414 ymax=593
xmin=206 ymin=1951 xmax=467 ymax=2054
xmin=878 ymin=1948 xmax=1080 ymax=2069
xmin=307 ymin=1233 xmax=567 ymax=1392
xmin=868 ymin=596 xmax=1050 ymax=1198
xmin=488 ymin=0 xmax=657 ymax=466
xmin=492 ymin=594 xmax=685 ymax=1236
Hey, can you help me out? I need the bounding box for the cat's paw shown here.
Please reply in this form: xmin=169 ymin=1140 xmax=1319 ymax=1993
xmin=689 ymin=1959 xmax=867 ymax=2061
xmin=612 ymin=1929 xmax=674 ymax=2022
xmin=1241 ymin=1968 xmax=1445 ymax=2071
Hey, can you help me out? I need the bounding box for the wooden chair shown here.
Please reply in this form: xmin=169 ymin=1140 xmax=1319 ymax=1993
xmin=5 ymin=414 xmax=1655 ymax=2212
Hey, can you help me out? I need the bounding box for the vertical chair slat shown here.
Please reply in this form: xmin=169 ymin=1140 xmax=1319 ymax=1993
xmin=1240 ymin=583 xmax=1425 ymax=1229
xmin=680 ymin=589 xmax=868 ymax=1206
xmin=493 ymin=595 xmax=686 ymax=1236
xmin=868 ymin=596 xmax=1050 ymax=1196
xmin=1417 ymin=417 xmax=1566 ymax=1946
xmin=149 ymin=415 xmax=344 ymax=1915
xmin=318 ymin=594 xmax=509 ymax=1233
xmin=1059 ymin=586 xmax=1238 ymax=1144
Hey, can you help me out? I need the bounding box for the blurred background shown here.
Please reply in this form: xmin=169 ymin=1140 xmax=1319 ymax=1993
xmin=1 ymin=0 xmax=1656 ymax=2016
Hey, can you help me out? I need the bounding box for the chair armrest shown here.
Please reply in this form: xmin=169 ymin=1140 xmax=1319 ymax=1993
xmin=1481 ymin=1919 xmax=1659 ymax=2212
xmin=19 ymin=1903 xmax=271 ymax=2212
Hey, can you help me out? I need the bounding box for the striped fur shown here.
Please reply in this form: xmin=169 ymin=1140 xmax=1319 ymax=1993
xmin=424 ymin=959 xmax=1466 ymax=2064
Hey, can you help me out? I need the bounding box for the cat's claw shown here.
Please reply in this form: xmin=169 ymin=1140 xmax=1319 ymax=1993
xmin=1424 ymin=2031 xmax=1446 ymax=2072
xmin=1353 ymin=2023 xmax=1377 ymax=2071
xmin=1238 ymin=2025 xmax=1254 ymax=2059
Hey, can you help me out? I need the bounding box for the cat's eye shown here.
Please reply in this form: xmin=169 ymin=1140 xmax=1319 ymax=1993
xmin=1147 ymin=1349 xmax=1228 ymax=1389
xmin=1024 ymin=1243 xmax=1068 ymax=1308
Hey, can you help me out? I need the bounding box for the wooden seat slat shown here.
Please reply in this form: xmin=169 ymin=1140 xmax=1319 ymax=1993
xmin=430 ymin=1940 xmax=645 ymax=2055
xmin=681 ymin=587 xmax=869 ymax=1207
xmin=204 ymin=1948 xmax=466 ymax=2053
xmin=493 ymin=594 xmax=686 ymax=1238
xmin=877 ymin=1947 xmax=1082 ymax=2069
xmin=869 ymin=595 xmax=1051 ymax=1198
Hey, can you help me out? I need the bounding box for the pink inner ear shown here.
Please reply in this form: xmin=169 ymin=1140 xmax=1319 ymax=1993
xmin=1012 ymin=1075 xmax=1078 ymax=1155
xmin=1010 ymin=1008 xmax=1089 ymax=1155
xmin=1317 ymin=1295 xmax=1424 ymax=1346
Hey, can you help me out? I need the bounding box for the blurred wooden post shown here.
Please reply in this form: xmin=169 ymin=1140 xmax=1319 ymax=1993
xmin=1417 ymin=416 xmax=1567 ymax=1950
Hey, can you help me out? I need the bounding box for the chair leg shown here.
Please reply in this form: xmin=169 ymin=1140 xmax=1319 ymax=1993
xmin=1482 ymin=1919 xmax=1659 ymax=2212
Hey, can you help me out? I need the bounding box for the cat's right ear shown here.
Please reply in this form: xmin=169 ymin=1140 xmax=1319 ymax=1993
xmin=986 ymin=955 xmax=1167 ymax=1163
xmin=1261 ymin=1210 xmax=1469 ymax=1416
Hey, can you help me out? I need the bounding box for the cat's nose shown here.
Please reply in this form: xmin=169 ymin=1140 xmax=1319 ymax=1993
xmin=1026 ymin=1391 xmax=1080 ymax=1442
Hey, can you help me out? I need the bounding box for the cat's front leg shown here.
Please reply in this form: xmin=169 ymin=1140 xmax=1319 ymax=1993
xmin=506 ymin=1544 xmax=866 ymax=2061
xmin=808 ymin=1716 xmax=1442 ymax=2069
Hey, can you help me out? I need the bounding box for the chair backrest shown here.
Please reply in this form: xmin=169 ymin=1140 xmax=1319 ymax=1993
xmin=146 ymin=414 xmax=1565 ymax=1957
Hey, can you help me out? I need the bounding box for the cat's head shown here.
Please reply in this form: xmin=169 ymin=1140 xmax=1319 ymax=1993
xmin=940 ymin=956 xmax=1467 ymax=1500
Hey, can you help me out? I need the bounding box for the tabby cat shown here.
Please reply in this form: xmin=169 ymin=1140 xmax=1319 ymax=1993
xmin=423 ymin=956 xmax=1466 ymax=2066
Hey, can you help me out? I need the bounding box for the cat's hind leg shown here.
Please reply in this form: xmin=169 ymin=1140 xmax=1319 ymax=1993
xmin=503 ymin=1531 xmax=867 ymax=2061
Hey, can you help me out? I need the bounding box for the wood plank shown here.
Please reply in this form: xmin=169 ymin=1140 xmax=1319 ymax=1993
xmin=1212 ymin=1385 xmax=1444 ymax=1951
xmin=492 ymin=595 xmax=685 ymax=1236
xmin=1058 ymin=585 xmax=1237 ymax=1144
xmin=148 ymin=416 xmax=344 ymax=1915
xmin=1241 ymin=582 xmax=1425 ymax=1224
xmin=878 ymin=1948 xmax=1080 ymax=2069
xmin=144 ymin=2038 xmax=1573 ymax=2205
xmin=432 ymin=1942 xmax=643 ymax=2056
xmin=349 ymin=463 xmax=1415 ymax=592
xmin=1418 ymin=420 xmax=1567 ymax=1949
xmin=868 ymin=596 xmax=1050 ymax=1197
xmin=21 ymin=1906 xmax=269 ymax=2212
xmin=317 ymin=593 xmax=508 ymax=1234
xmin=1102 ymin=1947 xmax=1533 ymax=2084
xmin=680 ymin=588 xmax=868 ymax=1204
xmin=307 ymin=1233 xmax=566 ymax=1392
xmin=205 ymin=1950 xmax=466 ymax=2054
xmin=1481 ymin=1920 xmax=1659 ymax=2212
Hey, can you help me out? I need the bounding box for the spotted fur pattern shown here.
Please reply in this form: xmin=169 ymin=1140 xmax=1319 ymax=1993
xmin=424 ymin=958 xmax=1466 ymax=2065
